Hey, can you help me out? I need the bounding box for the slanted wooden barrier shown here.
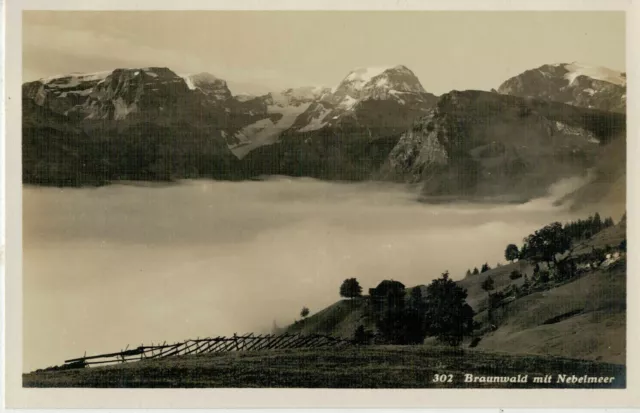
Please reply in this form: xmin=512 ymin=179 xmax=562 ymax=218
xmin=62 ymin=333 xmax=354 ymax=368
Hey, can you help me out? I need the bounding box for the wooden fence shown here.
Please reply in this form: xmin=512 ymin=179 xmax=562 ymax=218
xmin=63 ymin=333 xmax=354 ymax=368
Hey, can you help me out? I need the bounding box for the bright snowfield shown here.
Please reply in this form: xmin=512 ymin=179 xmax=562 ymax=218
xmin=232 ymin=102 xmax=312 ymax=157
xmin=39 ymin=71 xmax=112 ymax=87
xmin=23 ymin=177 xmax=588 ymax=372
xmin=561 ymin=62 xmax=626 ymax=86
xmin=230 ymin=87 xmax=330 ymax=157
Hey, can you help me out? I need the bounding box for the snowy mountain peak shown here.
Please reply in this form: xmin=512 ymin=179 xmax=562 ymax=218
xmin=335 ymin=65 xmax=414 ymax=92
xmin=333 ymin=64 xmax=427 ymax=102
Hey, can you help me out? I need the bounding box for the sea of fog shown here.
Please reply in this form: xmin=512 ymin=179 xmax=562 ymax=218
xmin=23 ymin=177 xmax=586 ymax=372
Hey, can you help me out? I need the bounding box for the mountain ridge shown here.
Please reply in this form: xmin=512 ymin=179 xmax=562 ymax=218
xmin=498 ymin=62 xmax=626 ymax=113
xmin=22 ymin=62 xmax=626 ymax=204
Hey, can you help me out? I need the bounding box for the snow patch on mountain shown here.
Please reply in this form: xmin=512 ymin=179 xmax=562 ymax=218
xmin=182 ymin=75 xmax=196 ymax=90
xmin=40 ymin=71 xmax=112 ymax=89
xmin=298 ymin=105 xmax=332 ymax=132
xmin=563 ymin=62 xmax=626 ymax=86
xmin=231 ymin=101 xmax=314 ymax=158
xmin=235 ymin=93 xmax=259 ymax=102
xmin=344 ymin=66 xmax=392 ymax=86
xmin=338 ymin=95 xmax=358 ymax=110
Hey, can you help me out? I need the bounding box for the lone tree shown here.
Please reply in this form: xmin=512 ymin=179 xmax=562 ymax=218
xmin=353 ymin=325 xmax=372 ymax=345
xmin=481 ymin=275 xmax=495 ymax=296
xmin=340 ymin=278 xmax=363 ymax=299
xmin=423 ymin=271 xmax=475 ymax=346
xmin=481 ymin=263 xmax=491 ymax=273
xmin=505 ymin=244 xmax=520 ymax=263
xmin=523 ymin=222 xmax=572 ymax=267
xmin=300 ymin=307 xmax=310 ymax=319
xmin=472 ymin=267 xmax=480 ymax=275
xmin=481 ymin=275 xmax=496 ymax=324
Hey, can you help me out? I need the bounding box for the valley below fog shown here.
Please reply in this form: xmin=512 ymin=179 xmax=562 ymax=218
xmin=24 ymin=178 xmax=586 ymax=372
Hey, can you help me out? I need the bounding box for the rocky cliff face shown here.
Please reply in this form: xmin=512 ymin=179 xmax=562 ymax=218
xmin=382 ymin=90 xmax=626 ymax=199
xmin=498 ymin=63 xmax=626 ymax=113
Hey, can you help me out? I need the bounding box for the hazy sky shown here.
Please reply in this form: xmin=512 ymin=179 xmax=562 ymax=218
xmin=23 ymin=11 xmax=625 ymax=95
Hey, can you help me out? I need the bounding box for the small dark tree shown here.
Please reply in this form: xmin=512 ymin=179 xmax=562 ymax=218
xmin=538 ymin=270 xmax=550 ymax=283
xmin=481 ymin=275 xmax=495 ymax=323
xmin=340 ymin=278 xmax=363 ymax=299
xmin=593 ymin=212 xmax=603 ymax=233
xmin=505 ymin=244 xmax=519 ymax=263
xmin=519 ymin=243 xmax=530 ymax=260
xmin=300 ymin=307 xmax=310 ymax=319
xmin=556 ymin=258 xmax=577 ymax=282
xmin=424 ymin=271 xmax=474 ymax=346
xmin=465 ymin=269 xmax=472 ymax=278
xmin=481 ymin=263 xmax=491 ymax=273
xmin=590 ymin=247 xmax=607 ymax=265
xmin=509 ymin=270 xmax=522 ymax=280
xmin=472 ymin=267 xmax=480 ymax=275
xmin=619 ymin=239 xmax=627 ymax=252
xmin=353 ymin=325 xmax=372 ymax=345
xmin=271 ymin=320 xmax=281 ymax=335
xmin=481 ymin=275 xmax=495 ymax=296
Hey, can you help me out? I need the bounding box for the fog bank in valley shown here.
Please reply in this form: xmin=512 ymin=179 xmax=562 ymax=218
xmin=24 ymin=177 xmax=587 ymax=372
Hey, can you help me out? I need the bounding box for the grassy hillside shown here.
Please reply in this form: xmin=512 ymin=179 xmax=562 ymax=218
xmin=473 ymin=261 xmax=625 ymax=364
xmin=284 ymin=220 xmax=626 ymax=363
xmin=286 ymin=297 xmax=373 ymax=338
xmin=23 ymin=345 xmax=624 ymax=388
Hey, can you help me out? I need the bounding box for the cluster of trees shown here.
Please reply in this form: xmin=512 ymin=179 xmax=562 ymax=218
xmin=563 ymin=213 xmax=614 ymax=241
xmin=498 ymin=213 xmax=623 ymax=291
xmin=355 ymin=272 xmax=474 ymax=346
xmin=509 ymin=213 xmax=615 ymax=265
xmin=465 ymin=263 xmax=492 ymax=277
xmin=502 ymin=213 xmax=616 ymax=268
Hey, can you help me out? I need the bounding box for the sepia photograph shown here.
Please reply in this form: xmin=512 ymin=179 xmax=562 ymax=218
xmin=4 ymin=1 xmax=638 ymax=405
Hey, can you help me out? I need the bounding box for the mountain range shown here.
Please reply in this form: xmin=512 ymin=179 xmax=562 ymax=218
xmin=22 ymin=61 xmax=626 ymax=204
